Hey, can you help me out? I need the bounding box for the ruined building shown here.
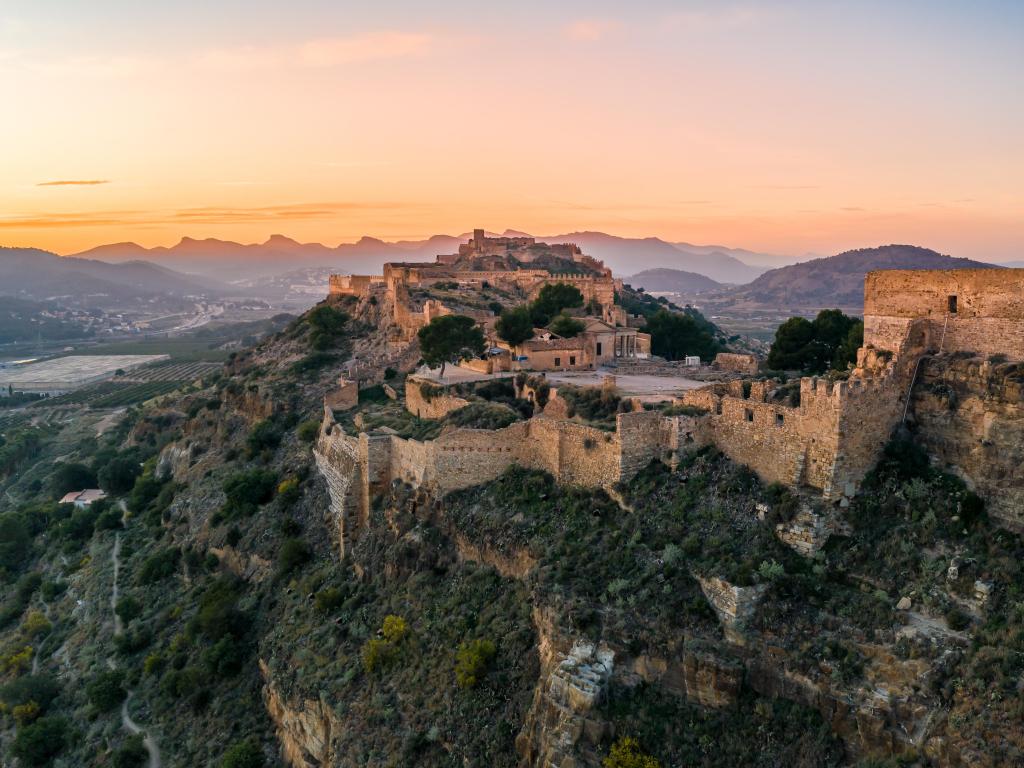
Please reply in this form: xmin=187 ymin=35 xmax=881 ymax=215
xmin=318 ymin=267 xmax=1024 ymax=532
xmin=328 ymin=229 xmax=622 ymax=340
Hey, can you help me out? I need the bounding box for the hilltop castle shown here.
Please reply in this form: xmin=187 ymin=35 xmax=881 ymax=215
xmin=318 ymin=260 xmax=1024 ymax=546
xmin=329 ymin=229 xmax=649 ymax=370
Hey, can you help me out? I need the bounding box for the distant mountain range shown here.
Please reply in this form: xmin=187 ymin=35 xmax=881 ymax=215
xmin=0 ymin=246 xmax=224 ymax=303
xmin=70 ymin=230 xmax=782 ymax=284
xmin=719 ymin=245 xmax=997 ymax=310
xmin=624 ymin=268 xmax=723 ymax=294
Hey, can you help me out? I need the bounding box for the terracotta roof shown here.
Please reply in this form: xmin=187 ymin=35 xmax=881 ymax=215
xmin=58 ymin=489 xmax=107 ymax=505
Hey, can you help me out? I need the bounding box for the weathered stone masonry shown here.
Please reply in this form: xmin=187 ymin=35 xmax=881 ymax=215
xmin=315 ymin=402 xmax=688 ymax=553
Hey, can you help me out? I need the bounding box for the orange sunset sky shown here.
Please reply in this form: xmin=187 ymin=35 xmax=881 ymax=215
xmin=1 ymin=1 xmax=1022 ymax=260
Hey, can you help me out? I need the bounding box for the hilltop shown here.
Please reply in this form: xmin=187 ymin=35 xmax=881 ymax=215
xmin=0 ymin=246 xmax=224 ymax=302
xmin=0 ymin=268 xmax=1021 ymax=767
xmin=624 ymin=267 xmax=724 ymax=294
xmin=714 ymin=245 xmax=997 ymax=311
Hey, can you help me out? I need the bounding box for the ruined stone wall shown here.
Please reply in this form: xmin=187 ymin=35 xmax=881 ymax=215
xmin=617 ymin=410 xmax=673 ymax=479
xmin=831 ymin=376 xmax=905 ymax=498
xmin=714 ymin=352 xmax=759 ymax=375
xmin=324 ymin=378 xmax=358 ymax=411
xmin=403 ymin=377 xmax=471 ymax=419
xmin=532 ymin=418 xmax=621 ymax=486
xmin=911 ymin=355 xmax=1024 ymax=531
xmin=680 ymin=367 xmax=914 ymax=501
xmin=328 ymin=274 xmax=382 ymax=295
xmin=313 ymin=413 xmax=364 ymax=555
xmin=387 ymin=435 xmax=431 ymax=487
xmin=864 ymin=269 xmax=1024 ymax=359
xmin=427 ymin=423 xmax=529 ymax=492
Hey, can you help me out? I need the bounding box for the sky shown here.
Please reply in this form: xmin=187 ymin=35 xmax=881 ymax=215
xmin=1 ymin=0 xmax=1022 ymax=260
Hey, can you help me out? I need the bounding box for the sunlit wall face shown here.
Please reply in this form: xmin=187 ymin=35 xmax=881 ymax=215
xmin=1 ymin=0 xmax=1021 ymax=259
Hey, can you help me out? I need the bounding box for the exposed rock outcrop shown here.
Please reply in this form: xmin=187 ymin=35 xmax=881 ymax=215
xmin=261 ymin=660 xmax=339 ymax=767
xmin=911 ymin=355 xmax=1024 ymax=530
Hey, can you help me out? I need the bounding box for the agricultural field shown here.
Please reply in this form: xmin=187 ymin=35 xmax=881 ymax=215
xmin=26 ymin=360 xmax=220 ymax=410
xmin=124 ymin=360 xmax=222 ymax=382
xmin=75 ymin=337 xmax=232 ymax=361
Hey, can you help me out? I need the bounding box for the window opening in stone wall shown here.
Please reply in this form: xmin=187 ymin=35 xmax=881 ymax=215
xmin=948 ymin=295 xmax=958 ymax=313
xmin=570 ymin=356 xmax=576 ymax=366
xmin=775 ymin=412 xmax=784 ymax=426
xmin=555 ymin=357 xmax=561 ymax=367
xmin=745 ymin=408 xmax=754 ymax=422
xmin=596 ymin=342 xmax=602 ymax=355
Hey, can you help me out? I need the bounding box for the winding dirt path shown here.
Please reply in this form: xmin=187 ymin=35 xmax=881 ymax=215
xmin=110 ymin=530 xmax=162 ymax=768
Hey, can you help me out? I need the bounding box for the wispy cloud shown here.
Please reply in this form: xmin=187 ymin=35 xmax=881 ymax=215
xmin=0 ymin=201 xmax=415 ymax=229
xmin=195 ymin=31 xmax=434 ymax=72
xmin=563 ymin=18 xmax=620 ymax=42
xmin=37 ymin=179 xmax=110 ymax=187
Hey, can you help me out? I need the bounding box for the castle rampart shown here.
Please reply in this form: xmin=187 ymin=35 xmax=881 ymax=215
xmin=680 ymin=366 xmax=909 ymax=501
xmin=864 ymin=268 xmax=1024 ymax=360
xmin=315 ymin=402 xmax=688 ymax=552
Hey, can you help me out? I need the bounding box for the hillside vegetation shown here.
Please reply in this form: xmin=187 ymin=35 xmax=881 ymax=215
xmin=0 ymin=290 xmax=1019 ymax=767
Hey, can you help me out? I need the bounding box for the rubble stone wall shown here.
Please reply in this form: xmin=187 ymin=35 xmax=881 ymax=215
xmin=864 ymin=269 xmax=1024 ymax=359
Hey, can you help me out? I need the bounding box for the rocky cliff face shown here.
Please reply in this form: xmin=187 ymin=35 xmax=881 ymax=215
xmin=261 ymin=660 xmax=340 ymax=767
xmin=910 ymin=355 xmax=1024 ymax=530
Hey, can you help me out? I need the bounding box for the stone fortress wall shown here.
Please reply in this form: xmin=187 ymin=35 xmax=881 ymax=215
xmin=315 ymin=396 xmax=693 ymax=554
xmin=864 ymin=269 xmax=1024 ymax=360
xmin=316 ymin=268 xmax=1024 ymax=548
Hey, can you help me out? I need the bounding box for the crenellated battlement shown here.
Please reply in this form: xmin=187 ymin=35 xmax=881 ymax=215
xmin=314 ymin=393 xmax=695 ymax=554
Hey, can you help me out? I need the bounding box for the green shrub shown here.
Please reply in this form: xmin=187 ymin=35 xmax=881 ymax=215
xmin=116 ymin=596 xmax=143 ymax=623
xmin=306 ymin=305 xmax=349 ymax=351
xmin=98 ymin=456 xmax=143 ymax=495
xmin=112 ymin=735 xmax=149 ymax=768
xmin=296 ymin=419 xmax=320 ymax=443
xmin=314 ymin=587 xmax=344 ymax=614
xmin=603 ymin=736 xmax=661 ymax=768
xmin=361 ymin=637 xmax=395 ymax=673
xmin=221 ymin=469 xmax=277 ymax=518
xmin=137 ymin=547 xmax=180 ymax=585
xmin=277 ymin=477 xmax=301 ymax=506
xmin=86 ymin=669 xmax=126 ymax=711
xmin=381 ymin=615 xmax=408 ymax=643
xmin=454 ymin=638 xmax=496 ymax=688
xmin=143 ymin=653 xmax=165 ymax=676
xmin=220 ymin=738 xmax=265 ymax=768
xmin=246 ymin=420 xmax=282 ymax=457
xmin=49 ymin=462 xmax=97 ymax=496
xmin=11 ymin=715 xmax=68 ymax=766
xmin=277 ymin=538 xmax=310 ymax=576
xmin=0 ymin=674 xmax=59 ymax=712
xmin=445 ymin=403 xmax=519 ymax=430
xmin=202 ymin=635 xmax=246 ymax=677
xmin=195 ymin=578 xmax=246 ymax=640
xmin=95 ymin=507 xmax=123 ymax=531
xmin=761 ymin=561 xmax=782 ymax=581
xmin=946 ymin=607 xmax=971 ymax=631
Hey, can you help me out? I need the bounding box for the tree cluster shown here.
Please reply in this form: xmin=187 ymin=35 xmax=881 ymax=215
xmin=766 ymin=309 xmax=863 ymax=373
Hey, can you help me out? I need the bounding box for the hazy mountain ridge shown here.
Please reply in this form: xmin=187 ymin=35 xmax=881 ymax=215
xmin=0 ymin=246 xmax=224 ymax=300
xmin=70 ymin=230 xmax=780 ymax=284
xmin=723 ymin=245 xmax=997 ymax=309
xmin=624 ymin=268 xmax=723 ymax=294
